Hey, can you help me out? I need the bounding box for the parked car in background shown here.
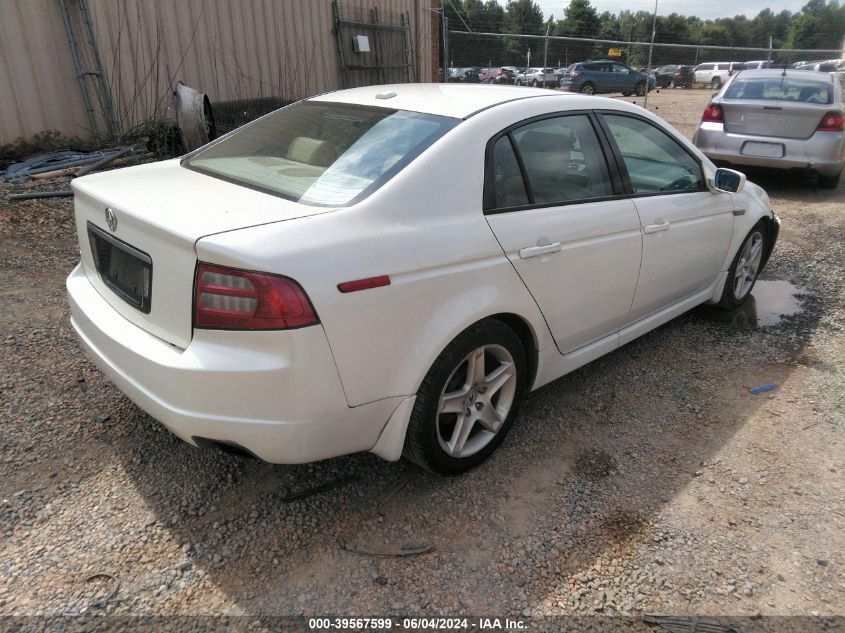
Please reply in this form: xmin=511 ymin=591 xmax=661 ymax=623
xmin=693 ymin=62 xmax=747 ymax=89
xmin=449 ymin=67 xmax=481 ymax=83
xmin=480 ymin=67 xmax=517 ymax=84
xmin=654 ymin=64 xmax=694 ymax=88
xmin=792 ymin=59 xmax=841 ymax=70
xmin=559 ymin=60 xmax=656 ymax=95
xmin=818 ymin=59 xmax=845 ymax=72
xmin=693 ymin=69 xmax=844 ymax=188
xmin=67 ymin=83 xmax=778 ymax=474
xmin=520 ymin=68 xmax=558 ymax=87
xmin=743 ymin=60 xmax=775 ymax=70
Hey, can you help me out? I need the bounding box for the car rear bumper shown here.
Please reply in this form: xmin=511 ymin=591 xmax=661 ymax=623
xmin=67 ymin=264 xmax=401 ymax=463
xmin=695 ymin=122 xmax=845 ymax=176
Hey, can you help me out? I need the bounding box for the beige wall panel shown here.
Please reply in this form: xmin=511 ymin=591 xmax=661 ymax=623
xmin=1 ymin=0 xmax=433 ymax=145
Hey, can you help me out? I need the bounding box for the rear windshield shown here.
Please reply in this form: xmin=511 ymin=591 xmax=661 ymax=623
xmin=185 ymin=101 xmax=458 ymax=206
xmin=724 ymin=77 xmax=833 ymax=104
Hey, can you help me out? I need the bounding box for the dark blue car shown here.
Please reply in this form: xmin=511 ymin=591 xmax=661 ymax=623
xmin=559 ymin=60 xmax=656 ymax=96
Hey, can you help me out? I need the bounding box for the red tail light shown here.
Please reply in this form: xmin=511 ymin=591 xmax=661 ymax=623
xmin=194 ymin=263 xmax=318 ymax=330
xmin=702 ymin=104 xmax=724 ymax=123
xmin=817 ymin=112 xmax=845 ymax=132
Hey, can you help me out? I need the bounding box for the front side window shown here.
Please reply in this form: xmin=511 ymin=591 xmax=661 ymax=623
xmin=504 ymin=115 xmax=613 ymax=206
xmin=186 ymin=101 xmax=458 ymax=206
xmin=602 ymin=114 xmax=703 ymax=195
xmin=611 ymin=64 xmax=629 ymax=74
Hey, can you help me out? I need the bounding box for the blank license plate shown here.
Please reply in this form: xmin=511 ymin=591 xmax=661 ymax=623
xmin=87 ymin=222 xmax=153 ymax=313
xmin=741 ymin=141 xmax=784 ymax=158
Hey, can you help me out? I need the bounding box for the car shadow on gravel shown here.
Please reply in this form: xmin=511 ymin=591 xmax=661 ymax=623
xmin=106 ymin=267 xmax=824 ymax=614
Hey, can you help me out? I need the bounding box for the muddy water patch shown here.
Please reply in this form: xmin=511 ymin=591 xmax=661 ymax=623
xmin=698 ymin=279 xmax=806 ymax=328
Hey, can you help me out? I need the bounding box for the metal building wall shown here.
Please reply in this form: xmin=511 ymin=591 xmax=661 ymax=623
xmin=0 ymin=0 xmax=434 ymax=146
xmin=0 ymin=0 xmax=93 ymax=147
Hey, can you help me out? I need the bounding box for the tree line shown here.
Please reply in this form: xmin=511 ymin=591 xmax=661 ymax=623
xmin=443 ymin=0 xmax=845 ymax=51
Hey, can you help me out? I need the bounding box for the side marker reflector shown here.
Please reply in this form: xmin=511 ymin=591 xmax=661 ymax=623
xmin=337 ymin=275 xmax=391 ymax=293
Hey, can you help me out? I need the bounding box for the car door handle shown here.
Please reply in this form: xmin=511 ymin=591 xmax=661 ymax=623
xmin=643 ymin=220 xmax=670 ymax=234
xmin=519 ymin=242 xmax=562 ymax=259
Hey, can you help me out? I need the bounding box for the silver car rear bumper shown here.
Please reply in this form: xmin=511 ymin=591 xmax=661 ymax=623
xmin=694 ymin=122 xmax=845 ymax=176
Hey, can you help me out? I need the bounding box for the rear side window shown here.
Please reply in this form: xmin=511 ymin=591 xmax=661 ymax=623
xmin=185 ymin=101 xmax=458 ymax=207
xmin=602 ymin=115 xmax=703 ymax=195
xmin=696 ymin=64 xmax=713 ymax=71
xmin=724 ymin=78 xmax=833 ymax=104
xmin=502 ymin=115 xmax=613 ymax=207
xmin=491 ymin=137 xmax=529 ymax=209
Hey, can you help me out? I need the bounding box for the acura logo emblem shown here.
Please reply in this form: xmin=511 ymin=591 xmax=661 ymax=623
xmin=105 ymin=207 xmax=117 ymax=232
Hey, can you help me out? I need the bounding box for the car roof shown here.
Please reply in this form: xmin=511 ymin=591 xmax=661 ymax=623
xmin=310 ymin=83 xmax=562 ymax=119
xmin=734 ymin=68 xmax=837 ymax=80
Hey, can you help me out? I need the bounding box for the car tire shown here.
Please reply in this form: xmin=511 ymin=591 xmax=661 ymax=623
xmin=718 ymin=221 xmax=767 ymax=310
xmin=580 ymin=83 xmax=596 ymax=95
xmin=670 ymin=79 xmax=677 ymax=88
xmin=818 ymin=170 xmax=841 ymax=189
xmin=621 ymin=91 xmax=631 ymax=96
xmin=711 ymin=77 xmax=722 ymax=90
xmin=531 ymin=79 xmax=538 ymax=87
xmin=402 ymin=320 xmax=527 ymax=475
xmin=635 ymin=82 xmax=646 ymax=96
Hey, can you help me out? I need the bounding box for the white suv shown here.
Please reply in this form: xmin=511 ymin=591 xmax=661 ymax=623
xmin=694 ymin=62 xmax=746 ymax=89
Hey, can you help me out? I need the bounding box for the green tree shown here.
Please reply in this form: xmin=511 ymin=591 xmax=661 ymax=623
xmin=786 ymin=0 xmax=845 ymax=49
xmin=556 ymin=0 xmax=601 ymax=38
xmin=503 ymin=0 xmax=545 ymax=35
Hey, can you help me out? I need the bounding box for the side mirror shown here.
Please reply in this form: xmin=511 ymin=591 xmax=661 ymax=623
xmin=712 ymin=167 xmax=746 ymax=193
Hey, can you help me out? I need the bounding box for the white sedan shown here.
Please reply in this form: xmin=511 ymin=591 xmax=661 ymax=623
xmin=67 ymin=84 xmax=779 ymax=474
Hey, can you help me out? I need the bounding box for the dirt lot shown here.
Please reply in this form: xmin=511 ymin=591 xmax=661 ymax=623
xmin=1 ymin=89 xmax=844 ymax=629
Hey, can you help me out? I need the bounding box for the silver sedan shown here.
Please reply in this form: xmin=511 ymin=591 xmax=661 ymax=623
xmin=693 ymin=69 xmax=844 ymax=188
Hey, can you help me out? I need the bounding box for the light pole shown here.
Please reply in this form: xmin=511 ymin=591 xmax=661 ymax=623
xmin=643 ymin=0 xmax=658 ymax=109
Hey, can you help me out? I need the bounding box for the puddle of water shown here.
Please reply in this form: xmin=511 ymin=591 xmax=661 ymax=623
xmin=699 ymin=279 xmax=805 ymax=328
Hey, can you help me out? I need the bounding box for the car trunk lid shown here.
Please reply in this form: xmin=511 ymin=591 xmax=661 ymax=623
xmin=71 ymin=159 xmax=335 ymax=349
xmin=722 ymin=100 xmax=833 ymax=139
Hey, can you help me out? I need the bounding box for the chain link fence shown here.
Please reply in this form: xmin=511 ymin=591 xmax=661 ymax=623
xmin=445 ymin=31 xmax=845 ymax=136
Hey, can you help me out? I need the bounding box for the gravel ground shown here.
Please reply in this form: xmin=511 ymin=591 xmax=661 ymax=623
xmin=1 ymin=89 xmax=843 ymax=631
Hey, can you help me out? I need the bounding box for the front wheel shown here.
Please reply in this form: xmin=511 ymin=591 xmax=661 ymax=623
xmin=718 ymin=222 xmax=767 ymax=309
xmin=580 ymin=83 xmax=596 ymax=95
xmin=669 ymin=79 xmax=676 ymax=89
xmin=403 ymin=320 xmax=527 ymax=474
xmin=635 ymin=82 xmax=646 ymax=96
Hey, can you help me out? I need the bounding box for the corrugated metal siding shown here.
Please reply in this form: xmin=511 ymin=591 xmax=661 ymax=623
xmin=0 ymin=0 xmax=433 ymax=146
xmin=0 ymin=0 xmax=92 ymax=147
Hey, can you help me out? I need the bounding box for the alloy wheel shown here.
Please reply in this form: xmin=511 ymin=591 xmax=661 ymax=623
xmin=436 ymin=344 xmax=517 ymax=459
xmin=733 ymin=230 xmax=764 ymax=301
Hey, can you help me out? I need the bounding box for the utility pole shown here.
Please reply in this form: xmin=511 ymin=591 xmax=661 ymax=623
xmin=543 ymin=21 xmax=550 ymax=73
xmin=442 ymin=13 xmax=449 ymax=82
xmin=767 ymin=35 xmax=773 ymax=63
xmin=643 ymin=0 xmax=658 ymax=109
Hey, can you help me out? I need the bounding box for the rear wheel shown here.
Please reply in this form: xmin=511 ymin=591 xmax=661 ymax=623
xmin=718 ymin=222 xmax=767 ymax=309
xmin=580 ymin=83 xmax=596 ymax=95
xmin=669 ymin=78 xmax=677 ymax=89
xmin=818 ymin=170 xmax=841 ymax=189
xmin=711 ymin=77 xmax=722 ymax=90
xmin=635 ymin=82 xmax=646 ymax=96
xmin=531 ymin=79 xmax=539 ymax=87
xmin=403 ymin=320 xmax=527 ymax=474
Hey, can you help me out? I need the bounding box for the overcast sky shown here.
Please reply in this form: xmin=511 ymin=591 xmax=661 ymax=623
xmin=529 ymin=0 xmax=810 ymax=21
